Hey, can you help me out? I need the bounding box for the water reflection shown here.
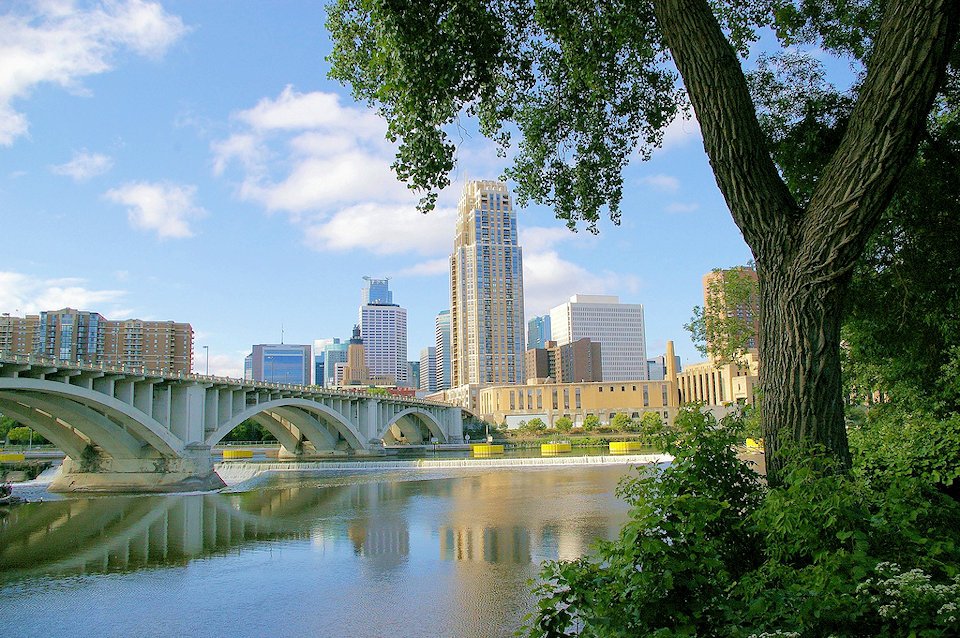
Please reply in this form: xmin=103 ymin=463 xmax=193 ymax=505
xmin=1 ymin=466 xmax=635 ymax=638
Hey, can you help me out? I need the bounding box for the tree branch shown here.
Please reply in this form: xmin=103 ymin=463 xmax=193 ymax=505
xmin=652 ymin=0 xmax=800 ymax=257
xmin=800 ymin=0 xmax=960 ymax=283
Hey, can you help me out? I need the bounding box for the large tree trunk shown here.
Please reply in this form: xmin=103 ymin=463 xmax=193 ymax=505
xmin=653 ymin=0 xmax=960 ymax=485
xmin=758 ymin=260 xmax=851 ymax=480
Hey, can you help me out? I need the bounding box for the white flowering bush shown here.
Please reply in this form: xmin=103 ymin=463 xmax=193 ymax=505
xmin=855 ymin=562 xmax=960 ymax=635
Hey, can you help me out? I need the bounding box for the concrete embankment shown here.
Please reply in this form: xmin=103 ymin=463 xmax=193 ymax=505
xmin=215 ymin=453 xmax=672 ymax=487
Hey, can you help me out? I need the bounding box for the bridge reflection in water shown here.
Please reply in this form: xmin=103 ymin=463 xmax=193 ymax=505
xmin=0 ymin=468 xmax=634 ymax=638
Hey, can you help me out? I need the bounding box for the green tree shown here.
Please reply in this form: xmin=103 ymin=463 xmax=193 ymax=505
xmin=327 ymin=0 xmax=960 ymax=483
xmin=610 ymin=413 xmax=634 ymax=433
xmin=527 ymin=417 xmax=547 ymax=432
xmin=554 ymin=416 xmax=573 ymax=433
xmin=0 ymin=414 xmax=19 ymax=441
xmin=582 ymin=414 xmax=600 ymax=432
xmin=7 ymin=426 xmax=33 ymax=445
xmin=639 ymin=411 xmax=664 ymax=441
xmin=685 ymin=266 xmax=759 ymax=365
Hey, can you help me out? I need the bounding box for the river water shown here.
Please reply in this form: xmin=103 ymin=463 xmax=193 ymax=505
xmin=0 ymin=463 xmax=644 ymax=637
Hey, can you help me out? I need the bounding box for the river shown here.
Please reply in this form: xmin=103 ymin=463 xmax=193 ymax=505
xmin=0 ymin=462 xmax=646 ymax=637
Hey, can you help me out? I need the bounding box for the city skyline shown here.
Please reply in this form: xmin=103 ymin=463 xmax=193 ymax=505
xmin=0 ymin=2 xmax=754 ymax=378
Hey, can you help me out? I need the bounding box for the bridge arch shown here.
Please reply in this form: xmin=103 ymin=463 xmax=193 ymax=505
xmin=381 ymin=407 xmax=447 ymax=444
xmin=207 ymin=398 xmax=366 ymax=451
xmin=0 ymin=378 xmax=183 ymax=457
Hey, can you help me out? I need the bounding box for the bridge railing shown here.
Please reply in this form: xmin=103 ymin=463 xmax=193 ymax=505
xmin=0 ymin=352 xmax=449 ymax=407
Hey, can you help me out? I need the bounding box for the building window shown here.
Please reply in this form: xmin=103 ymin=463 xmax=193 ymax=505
xmin=552 ymin=390 xmax=558 ymax=410
xmin=575 ymin=388 xmax=581 ymax=409
xmin=643 ymin=385 xmax=649 ymax=407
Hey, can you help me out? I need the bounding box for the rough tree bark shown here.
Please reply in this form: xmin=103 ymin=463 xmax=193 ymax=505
xmin=652 ymin=0 xmax=960 ymax=483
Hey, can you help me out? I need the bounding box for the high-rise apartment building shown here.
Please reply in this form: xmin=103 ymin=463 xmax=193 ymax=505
xmin=550 ymin=295 xmax=647 ymax=381
xmin=527 ymin=315 xmax=552 ymax=350
xmin=435 ymin=310 xmax=451 ymax=391
xmin=359 ymin=277 xmax=408 ymax=386
xmin=0 ymin=308 xmax=192 ymax=373
xmin=0 ymin=313 xmax=39 ymax=357
xmin=35 ymin=308 xmax=105 ymax=364
xmin=244 ymin=344 xmax=313 ymax=384
xmin=420 ymin=346 xmax=438 ymax=392
xmin=103 ymin=318 xmax=193 ymax=372
xmin=449 ymin=180 xmax=525 ymax=386
xmin=702 ymin=266 xmax=760 ymax=352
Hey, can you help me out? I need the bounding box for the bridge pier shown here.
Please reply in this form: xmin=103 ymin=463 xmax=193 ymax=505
xmin=49 ymin=447 xmax=225 ymax=493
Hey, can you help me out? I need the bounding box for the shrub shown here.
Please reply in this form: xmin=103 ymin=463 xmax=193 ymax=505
xmin=524 ymin=406 xmax=960 ymax=637
xmin=555 ymin=416 xmax=573 ymax=433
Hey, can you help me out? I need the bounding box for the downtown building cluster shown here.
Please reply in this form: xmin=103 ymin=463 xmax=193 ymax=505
xmin=0 ymin=180 xmax=756 ymax=420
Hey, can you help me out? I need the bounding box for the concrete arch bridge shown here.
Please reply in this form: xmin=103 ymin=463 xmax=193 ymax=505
xmin=0 ymin=356 xmax=463 ymax=492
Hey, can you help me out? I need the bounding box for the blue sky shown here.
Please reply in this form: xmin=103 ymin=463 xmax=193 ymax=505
xmin=0 ymin=1 xmax=754 ymax=378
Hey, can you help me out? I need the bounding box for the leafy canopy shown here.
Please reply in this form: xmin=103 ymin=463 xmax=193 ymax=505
xmin=327 ymin=1 xmax=898 ymax=228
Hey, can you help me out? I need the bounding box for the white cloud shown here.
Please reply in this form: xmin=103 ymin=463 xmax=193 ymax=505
xmin=237 ymin=85 xmax=383 ymax=137
xmin=522 ymin=251 xmax=641 ymax=317
xmin=104 ymin=181 xmax=206 ymax=239
xmin=0 ymin=1 xmax=187 ymax=146
xmin=660 ymin=112 xmax=702 ymax=151
xmin=665 ymin=201 xmax=700 ymax=214
xmin=305 ymin=204 xmax=456 ymax=256
xmin=640 ymin=173 xmax=680 ymax=192
xmin=0 ymin=271 xmax=127 ymax=315
xmin=213 ymin=87 xmax=406 ymax=217
xmin=212 ymin=87 xmax=487 ymax=256
xmin=192 ymin=349 xmax=244 ymax=379
xmin=50 ymin=149 xmax=113 ymax=181
xmin=397 ymin=258 xmax=450 ymax=277
xmin=519 ymin=225 xmax=580 ymax=253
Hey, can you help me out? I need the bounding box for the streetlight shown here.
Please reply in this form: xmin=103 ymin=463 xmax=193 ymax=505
xmin=203 ymin=345 xmax=209 ymax=375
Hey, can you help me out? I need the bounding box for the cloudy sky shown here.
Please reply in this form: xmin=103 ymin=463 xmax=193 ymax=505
xmin=0 ymin=0 xmax=753 ymax=378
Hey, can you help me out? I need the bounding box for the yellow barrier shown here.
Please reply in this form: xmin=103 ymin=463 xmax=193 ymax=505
xmin=222 ymin=449 xmax=254 ymax=459
xmin=541 ymin=442 xmax=572 ymax=455
xmin=472 ymin=444 xmax=505 ymax=455
xmin=609 ymin=441 xmax=646 ymax=454
xmin=745 ymin=438 xmax=764 ymax=451
xmin=0 ymin=453 xmax=26 ymax=462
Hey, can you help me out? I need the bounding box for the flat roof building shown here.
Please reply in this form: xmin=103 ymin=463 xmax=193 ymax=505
xmin=549 ymin=295 xmax=647 ymax=382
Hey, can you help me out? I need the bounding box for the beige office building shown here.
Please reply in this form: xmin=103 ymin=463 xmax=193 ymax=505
xmin=450 ymin=180 xmax=525 ymax=387
xmin=480 ymin=341 xmax=681 ymax=427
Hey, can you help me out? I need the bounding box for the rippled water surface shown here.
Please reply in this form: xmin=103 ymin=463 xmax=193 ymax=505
xmin=0 ymin=465 xmax=640 ymax=638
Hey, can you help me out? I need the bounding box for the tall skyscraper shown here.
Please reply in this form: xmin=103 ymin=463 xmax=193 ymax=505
xmin=359 ymin=277 xmax=408 ymax=385
xmin=527 ymin=314 xmax=552 ymax=350
xmin=550 ymin=294 xmax=647 ymax=381
xmin=449 ymin=180 xmax=525 ymax=386
xmin=435 ymin=310 xmax=451 ymax=391
xmin=420 ymin=346 xmax=438 ymax=392
xmin=362 ymin=276 xmax=393 ymax=305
